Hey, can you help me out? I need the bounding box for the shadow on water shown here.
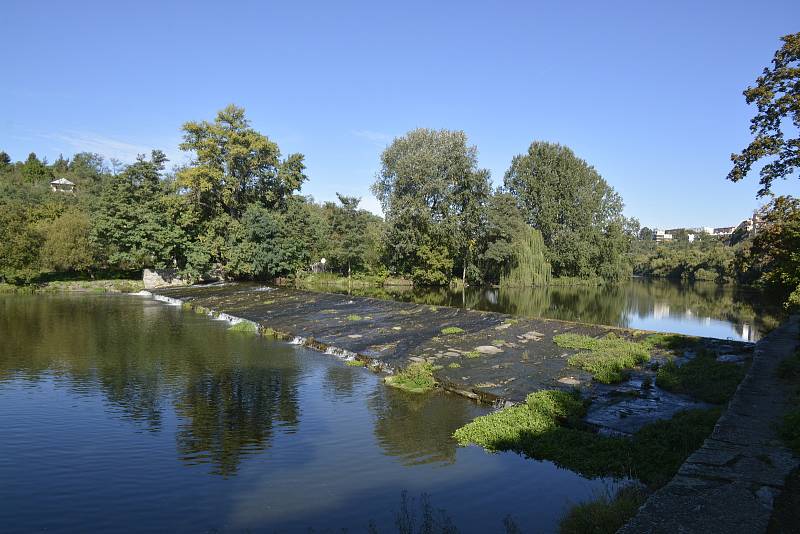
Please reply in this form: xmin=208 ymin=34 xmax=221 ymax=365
xmin=308 ymin=278 xmax=783 ymax=341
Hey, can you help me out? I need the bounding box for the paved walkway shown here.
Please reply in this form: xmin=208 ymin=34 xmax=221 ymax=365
xmin=619 ymin=315 xmax=800 ymax=534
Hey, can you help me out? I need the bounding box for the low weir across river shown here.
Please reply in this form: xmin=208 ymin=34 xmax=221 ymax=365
xmin=150 ymin=283 xmax=751 ymax=434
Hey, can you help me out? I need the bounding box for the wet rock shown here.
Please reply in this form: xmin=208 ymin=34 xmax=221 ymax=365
xmin=558 ymin=377 xmax=582 ymax=386
xmin=519 ymin=331 xmax=544 ymax=342
xmin=347 ymin=334 xmax=363 ymax=339
xmin=475 ymin=345 xmax=503 ymax=355
xmin=717 ymin=353 xmax=749 ymax=364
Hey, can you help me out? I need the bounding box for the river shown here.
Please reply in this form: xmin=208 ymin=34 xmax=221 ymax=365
xmin=305 ymin=278 xmax=782 ymax=342
xmin=0 ymin=293 xmax=611 ymax=533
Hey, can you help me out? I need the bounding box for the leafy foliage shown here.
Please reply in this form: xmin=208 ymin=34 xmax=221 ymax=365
xmin=734 ymin=196 xmax=800 ymax=310
xmin=372 ymin=129 xmax=490 ymax=286
xmin=558 ymin=485 xmax=648 ymax=534
xmin=455 ymin=391 xmax=722 ymax=487
xmin=385 ymin=362 xmax=437 ymax=393
xmin=500 ymin=227 xmax=551 ymax=287
xmin=504 ymin=142 xmax=634 ymax=281
xmin=728 ymin=33 xmax=800 ymax=197
xmin=656 ymin=352 xmax=745 ymax=404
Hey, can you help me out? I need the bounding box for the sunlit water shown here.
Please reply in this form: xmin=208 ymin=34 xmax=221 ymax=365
xmin=310 ymin=278 xmax=782 ymax=342
xmin=0 ymin=294 xmax=610 ymax=533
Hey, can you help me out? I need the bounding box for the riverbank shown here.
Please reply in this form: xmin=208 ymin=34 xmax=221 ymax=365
xmin=0 ymin=279 xmax=144 ymax=294
xmin=619 ymin=315 xmax=800 ymax=533
xmin=148 ymin=283 xmax=752 ymax=432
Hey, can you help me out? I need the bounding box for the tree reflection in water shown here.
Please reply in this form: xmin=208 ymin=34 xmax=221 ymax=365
xmin=368 ymin=384 xmax=482 ymax=466
xmin=0 ymin=294 xmax=302 ymax=476
xmin=313 ymin=278 xmax=782 ymax=341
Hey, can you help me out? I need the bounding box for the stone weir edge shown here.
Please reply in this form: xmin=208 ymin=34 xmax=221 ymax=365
xmin=144 ymin=290 xmax=516 ymax=405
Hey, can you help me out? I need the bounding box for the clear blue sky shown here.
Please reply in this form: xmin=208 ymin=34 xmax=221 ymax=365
xmin=2 ymin=0 xmax=798 ymax=228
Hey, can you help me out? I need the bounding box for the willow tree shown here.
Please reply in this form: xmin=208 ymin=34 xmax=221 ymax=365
xmin=500 ymin=227 xmax=552 ymax=287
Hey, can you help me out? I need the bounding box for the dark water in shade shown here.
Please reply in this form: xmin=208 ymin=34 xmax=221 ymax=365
xmin=0 ymin=294 xmax=611 ymax=533
xmin=308 ymin=278 xmax=782 ymax=342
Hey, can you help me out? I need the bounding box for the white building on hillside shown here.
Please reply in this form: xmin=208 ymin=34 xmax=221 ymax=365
xmin=50 ymin=177 xmax=75 ymax=193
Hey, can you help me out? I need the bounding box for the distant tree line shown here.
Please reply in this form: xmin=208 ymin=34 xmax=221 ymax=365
xmin=0 ymin=105 xmax=640 ymax=289
xmin=631 ymin=196 xmax=800 ymax=309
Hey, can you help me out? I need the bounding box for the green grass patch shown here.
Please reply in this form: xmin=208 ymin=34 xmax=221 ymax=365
xmin=555 ymin=332 xmax=651 ymax=384
xmin=454 ymin=388 xmax=721 ymax=487
xmin=345 ymin=359 xmax=366 ymax=367
xmin=346 ymin=314 xmax=363 ymax=321
xmin=228 ymin=321 xmax=257 ymax=334
xmin=465 ymin=350 xmax=481 ymax=359
xmin=447 ymin=362 xmax=461 ymax=369
xmin=441 ymin=326 xmax=465 ymax=335
xmin=656 ymin=352 xmax=745 ymax=404
xmin=492 ymin=339 xmax=505 ymax=347
xmin=780 ymin=408 xmax=800 ymax=455
xmin=384 ymin=362 xmax=436 ymax=393
xmin=640 ymin=332 xmax=698 ymax=351
xmin=559 ymin=485 xmax=648 ymax=534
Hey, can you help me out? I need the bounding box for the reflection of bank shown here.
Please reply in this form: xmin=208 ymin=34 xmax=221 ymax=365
xmin=652 ymin=302 xmax=670 ymax=319
xmin=737 ymin=322 xmax=755 ymax=342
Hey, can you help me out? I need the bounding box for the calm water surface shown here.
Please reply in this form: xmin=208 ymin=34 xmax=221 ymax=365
xmin=312 ymin=279 xmax=782 ymax=342
xmin=0 ymin=294 xmax=609 ymax=533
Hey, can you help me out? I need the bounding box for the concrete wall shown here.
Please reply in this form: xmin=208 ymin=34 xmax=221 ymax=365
xmin=142 ymin=269 xmax=188 ymax=289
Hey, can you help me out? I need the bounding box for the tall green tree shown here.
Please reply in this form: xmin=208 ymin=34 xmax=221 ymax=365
xmin=504 ymin=141 xmax=632 ymax=280
xmin=372 ymin=128 xmax=490 ymax=285
xmin=177 ymin=104 xmax=307 ymax=220
xmin=728 ymin=33 xmax=799 ymax=197
xmin=92 ymin=151 xmax=184 ymax=271
xmin=735 ymin=196 xmax=800 ymax=308
xmin=21 ymin=152 xmax=52 ymax=183
xmin=39 ymin=208 xmax=95 ymax=273
xmin=326 ymin=194 xmax=369 ymax=277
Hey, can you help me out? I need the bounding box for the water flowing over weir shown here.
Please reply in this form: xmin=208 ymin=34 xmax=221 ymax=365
xmin=148 ymin=283 xmax=754 ymax=433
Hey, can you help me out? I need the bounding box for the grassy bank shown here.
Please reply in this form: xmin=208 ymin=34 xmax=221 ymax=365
xmin=0 ymin=279 xmax=144 ymax=293
xmin=454 ymin=389 xmax=720 ymax=486
xmin=559 ymin=485 xmax=648 ymax=534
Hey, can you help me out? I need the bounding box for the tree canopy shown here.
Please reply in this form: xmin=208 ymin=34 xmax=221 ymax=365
xmin=504 ymin=141 xmax=633 ymax=280
xmin=372 ymin=128 xmax=490 ymax=285
xmin=728 ymin=33 xmax=800 ymax=197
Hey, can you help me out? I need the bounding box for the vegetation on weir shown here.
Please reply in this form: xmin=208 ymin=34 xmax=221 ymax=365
xmin=554 ymin=332 xmax=651 ymax=383
xmin=440 ymin=326 xmax=465 ymax=335
xmin=384 ymin=362 xmax=437 ymax=394
xmin=656 ymin=351 xmax=746 ymax=404
xmin=228 ymin=321 xmax=258 ymax=335
xmin=454 ymin=390 xmax=722 ymax=487
xmin=558 ymin=485 xmax=648 ymax=534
